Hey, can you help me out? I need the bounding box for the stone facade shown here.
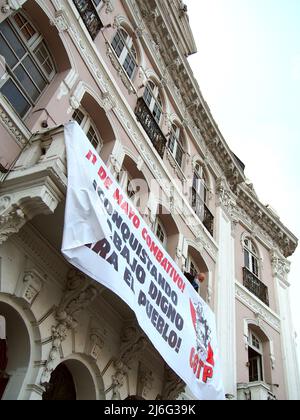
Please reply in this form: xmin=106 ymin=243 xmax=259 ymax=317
xmin=0 ymin=0 xmax=299 ymax=400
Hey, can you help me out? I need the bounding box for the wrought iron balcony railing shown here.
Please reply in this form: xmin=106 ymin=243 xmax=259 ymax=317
xmin=135 ymin=98 xmax=167 ymax=159
xmin=73 ymin=0 xmax=103 ymax=39
xmin=243 ymin=267 xmax=269 ymax=306
xmin=191 ymin=188 xmax=214 ymax=237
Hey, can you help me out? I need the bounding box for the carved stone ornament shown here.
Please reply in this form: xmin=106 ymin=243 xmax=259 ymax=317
xmin=111 ymin=324 xmax=148 ymax=397
xmin=0 ymin=183 xmax=60 ymax=245
xmin=270 ymin=250 xmax=291 ymax=282
xmin=17 ymin=269 xmax=43 ymax=305
xmin=137 ymin=364 xmax=154 ymax=399
xmin=160 ymin=365 xmax=186 ymax=401
xmin=216 ymin=177 xmax=239 ymax=223
xmin=40 ymin=269 xmax=98 ymax=386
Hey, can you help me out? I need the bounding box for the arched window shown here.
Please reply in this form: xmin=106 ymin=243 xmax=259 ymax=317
xmin=111 ymin=28 xmax=137 ymax=80
xmin=143 ymin=81 xmax=163 ymax=124
xmin=72 ymin=108 xmax=103 ymax=152
xmin=168 ymin=124 xmax=184 ymax=167
xmin=154 ymin=218 xmax=167 ymax=248
xmin=0 ymin=12 xmax=56 ymax=118
xmin=244 ymin=238 xmax=259 ymax=278
xmin=248 ymin=330 xmax=264 ymax=383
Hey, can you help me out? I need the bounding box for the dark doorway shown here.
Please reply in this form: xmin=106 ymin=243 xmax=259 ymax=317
xmin=43 ymin=363 xmax=76 ymax=400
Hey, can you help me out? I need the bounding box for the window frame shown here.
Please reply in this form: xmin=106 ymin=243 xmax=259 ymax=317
xmin=143 ymin=81 xmax=163 ymax=125
xmin=248 ymin=331 xmax=264 ymax=383
xmin=154 ymin=218 xmax=167 ymax=248
xmin=168 ymin=124 xmax=184 ymax=167
xmin=72 ymin=107 xmax=103 ymax=152
xmin=193 ymin=163 xmax=209 ymax=205
xmin=111 ymin=28 xmax=137 ymax=80
xmin=244 ymin=238 xmax=260 ymax=278
xmin=0 ymin=11 xmax=56 ymax=119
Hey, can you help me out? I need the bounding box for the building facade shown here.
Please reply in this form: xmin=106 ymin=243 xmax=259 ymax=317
xmin=0 ymin=0 xmax=299 ymax=400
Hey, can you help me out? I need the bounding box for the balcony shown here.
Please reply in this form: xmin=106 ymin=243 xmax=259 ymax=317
xmin=237 ymin=382 xmax=277 ymax=401
xmin=243 ymin=268 xmax=269 ymax=307
xmin=135 ymin=98 xmax=167 ymax=159
xmin=73 ymin=0 xmax=103 ymax=39
xmin=191 ymin=188 xmax=214 ymax=237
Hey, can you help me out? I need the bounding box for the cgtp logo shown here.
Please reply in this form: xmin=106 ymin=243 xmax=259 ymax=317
xmin=189 ymin=299 xmax=215 ymax=383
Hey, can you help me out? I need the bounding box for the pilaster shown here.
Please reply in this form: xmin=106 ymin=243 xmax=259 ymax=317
xmin=271 ymin=249 xmax=300 ymax=400
xmin=215 ymin=177 xmax=237 ymax=398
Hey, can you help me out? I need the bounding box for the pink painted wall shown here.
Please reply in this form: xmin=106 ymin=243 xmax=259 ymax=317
xmin=235 ymin=223 xmax=277 ymax=313
xmin=236 ymin=300 xmax=286 ymax=400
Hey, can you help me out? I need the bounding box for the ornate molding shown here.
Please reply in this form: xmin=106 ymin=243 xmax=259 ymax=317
xmin=159 ymin=365 xmax=185 ymax=401
xmin=16 ymin=269 xmax=43 ymax=305
xmin=270 ymin=249 xmax=291 ymax=283
xmin=0 ymin=181 xmax=60 ymax=245
xmin=216 ymin=177 xmax=238 ymax=223
xmin=40 ymin=269 xmax=98 ymax=385
xmin=137 ymin=363 xmax=154 ymax=399
xmin=111 ymin=324 xmax=148 ymax=399
xmin=236 ymin=282 xmax=281 ymax=332
xmin=0 ymin=103 xmax=28 ymax=146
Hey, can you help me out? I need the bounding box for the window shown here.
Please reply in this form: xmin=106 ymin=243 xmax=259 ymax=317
xmin=72 ymin=108 xmax=102 ymax=151
xmin=248 ymin=331 xmax=264 ymax=383
xmin=111 ymin=29 xmax=137 ymax=80
xmin=244 ymin=238 xmax=259 ymax=278
xmin=143 ymin=81 xmax=163 ymax=124
xmin=92 ymin=0 xmax=103 ymax=7
xmin=168 ymin=124 xmax=184 ymax=167
xmin=0 ymin=12 xmax=55 ymax=118
xmin=185 ymin=256 xmax=200 ymax=293
xmin=193 ymin=163 xmax=209 ymax=205
xmin=154 ymin=218 xmax=167 ymax=248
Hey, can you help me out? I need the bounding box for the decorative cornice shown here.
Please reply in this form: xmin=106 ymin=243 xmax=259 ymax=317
xmin=133 ymin=0 xmax=298 ymax=258
xmin=235 ymin=282 xmax=281 ymax=332
xmin=236 ymin=184 xmax=297 ymax=258
xmin=0 ymin=178 xmax=61 ymax=245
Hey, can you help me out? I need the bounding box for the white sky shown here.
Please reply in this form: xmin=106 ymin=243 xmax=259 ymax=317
xmin=185 ymin=0 xmax=300 ymax=365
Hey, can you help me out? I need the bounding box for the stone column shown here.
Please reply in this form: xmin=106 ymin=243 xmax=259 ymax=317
xmin=271 ymin=250 xmax=300 ymax=400
xmin=215 ymin=178 xmax=238 ymax=398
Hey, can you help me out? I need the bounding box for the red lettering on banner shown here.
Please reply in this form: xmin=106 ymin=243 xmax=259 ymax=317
xmin=189 ymin=347 xmax=215 ymax=384
xmin=113 ymin=189 xmax=123 ymax=205
xmin=86 ymin=150 xmax=97 ymax=165
xmin=98 ymin=166 xmax=107 ymax=180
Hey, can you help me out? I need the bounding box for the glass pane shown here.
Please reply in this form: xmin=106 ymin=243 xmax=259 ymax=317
xmin=0 ymin=21 xmax=26 ymax=59
xmin=244 ymin=250 xmax=250 ymax=269
xmin=14 ymin=64 xmax=40 ymax=101
xmin=72 ymin=109 xmax=85 ymax=126
xmin=92 ymin=0 xmax=102 ymax=6
xmin=13 ymin=13 xmax=36 ymax=41
xmin=22 ymin=56 xmax=47 ymax=91
xmin=34 ymin=42 xmax=54 ymax=76
xmin=0 ymin=34 xmax=18 ymax=67
xmin=1 ymin=78 xmax=30 ymax=117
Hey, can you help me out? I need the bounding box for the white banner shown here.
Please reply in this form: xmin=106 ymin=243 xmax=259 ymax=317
xmin=62 ymin=122 xmax=224 ymax=400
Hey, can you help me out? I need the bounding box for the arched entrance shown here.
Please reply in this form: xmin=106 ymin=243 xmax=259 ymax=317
xmin=0 ymin=302 xmax=31 ymax=400
xmin=42 ymin=359 xmax=97 ymax=400
xmin=42 ymin=364 xmax=76 ymax=401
